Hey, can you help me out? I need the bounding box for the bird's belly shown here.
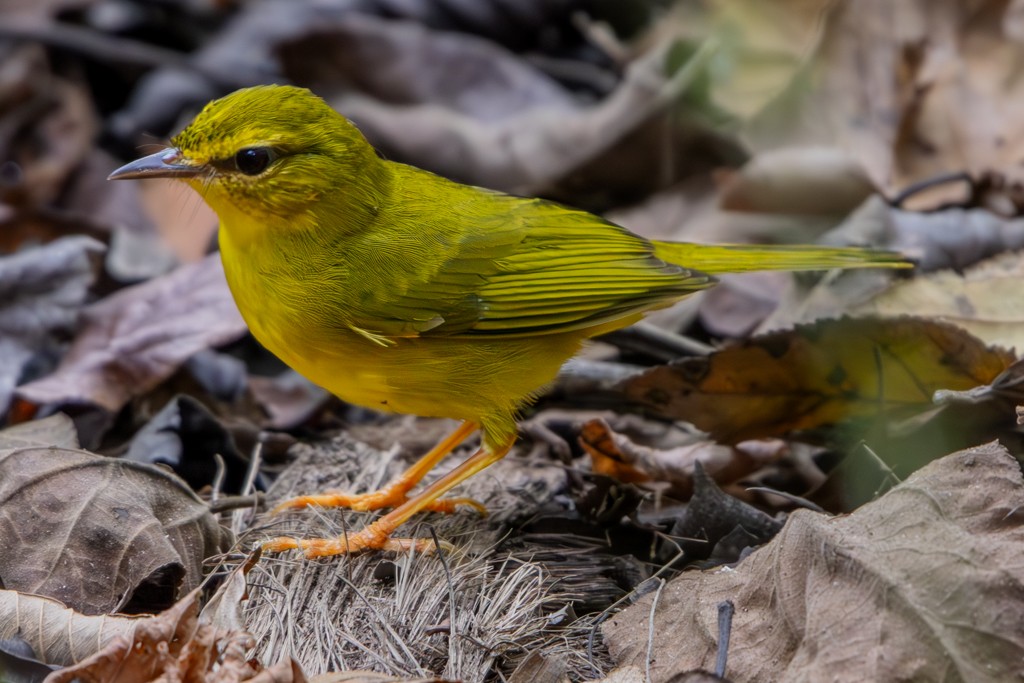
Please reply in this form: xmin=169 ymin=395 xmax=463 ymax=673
xmin=255 ymin=319 xmax=580 ymax=421
xmin=251 ymin=320 xmax=405 ymax=410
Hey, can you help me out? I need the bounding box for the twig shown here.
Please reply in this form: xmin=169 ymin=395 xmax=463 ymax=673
xmin=0 ymin=19 xmax=275 ymax=87
xmin=745 ymin=486 xmax=825 ymax=513
xmin=889 ymin=171 xmax=972 ymax=208
xmin=211 ymin=453 xmax=226 ymax=507
xmin=0 ymin=19 xmax=189 ymax=69
xmin=610 ymin=321 xmax=716 ymax=358
xmin=208 ymin=493 xmax=264 ymax=514
xmin=645 ymin=578 xmax=666 ymax=683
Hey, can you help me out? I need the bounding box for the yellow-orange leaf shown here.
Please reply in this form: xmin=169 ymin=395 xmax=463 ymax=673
xmin=623 ymin=317 xmax=1014 ymax=443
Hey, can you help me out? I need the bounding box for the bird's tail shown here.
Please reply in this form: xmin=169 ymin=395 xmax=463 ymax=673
xmin=650 ymin=241 xmax=912 ymax=275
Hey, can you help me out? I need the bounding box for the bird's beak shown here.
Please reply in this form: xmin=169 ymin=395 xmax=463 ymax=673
xmin=108 ymin=149 xmax=204 ymax=180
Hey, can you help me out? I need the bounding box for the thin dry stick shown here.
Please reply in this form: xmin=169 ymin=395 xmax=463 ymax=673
xmin=745 ymin=486 xmax=825 ymax=513
xmin=211 ymin=453 xmax=227 ymax=507
xmin=230 ymin=442 xmax=263 ymax=534
xmin=645 ymin=579 xmax=666 ymax=683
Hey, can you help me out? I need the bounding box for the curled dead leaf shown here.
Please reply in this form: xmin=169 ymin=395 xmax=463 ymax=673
xmin=0 ymin=589 xmax=140 ymax=668
xmin=0 ymin=548 xmax=296 ymax=681
xmin=0 ymin=417 xmax=232 ymax=614
xmin=42 ymin=587 xmax=305 ymax=683
xmin=579 ymin=418 xmax=786 ymax=496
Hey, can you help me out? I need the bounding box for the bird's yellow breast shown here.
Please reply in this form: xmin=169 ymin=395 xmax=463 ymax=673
xmin=218 ymin=222 xmax=580 ymax=434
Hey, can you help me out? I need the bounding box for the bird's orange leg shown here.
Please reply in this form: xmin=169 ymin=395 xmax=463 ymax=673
xmin=264 ymin=437 xmax=514 ymax=557
xmin=271 ymin=420 xmax=481 ymax=516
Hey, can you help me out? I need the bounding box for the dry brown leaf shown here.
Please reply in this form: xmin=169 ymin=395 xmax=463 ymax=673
xmin=0 ymin=418 xmax=232 ymax=614
xmin=16 ymin=253 xmax=246 ymax=415
xmin=505 ymin=650 xmax=567 ymax=683
xmin=603 ymin=441 xmax=1024 ymax=682
xmin=0 ymin=588 xmax=140 ymax=667
xmin=0 ymin=413 xmax=79 ymax=450
xmin=623 ymin=317 xmax=1014 ymax=443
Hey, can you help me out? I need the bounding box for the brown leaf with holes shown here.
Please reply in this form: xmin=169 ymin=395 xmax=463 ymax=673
xmin=603 ymin=441 xmax=1024 ymax=682
xmin=0 ymin=415 xmax=232 ymax=615
xmin=623 ymin=317 xmax=1014 ymax=443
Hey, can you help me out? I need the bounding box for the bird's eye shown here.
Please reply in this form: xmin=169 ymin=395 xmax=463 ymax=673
xmin=234 ymin=147 xmax=273 ymax=175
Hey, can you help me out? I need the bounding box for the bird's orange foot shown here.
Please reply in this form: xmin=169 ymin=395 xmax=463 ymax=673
xmin=263 ymin=519 xmax=453 ymax=558
xmin=270 ymin=488 xmax=407 ymax=514
xmin=270 ymin=487 xmax=486 ymax=516
xmin=262 ymin=534 xmax=433 ymax=557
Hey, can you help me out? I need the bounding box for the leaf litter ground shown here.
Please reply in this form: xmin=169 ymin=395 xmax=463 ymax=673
xmin=242 ymin=431 xmax=614 ymax=681
xmin=9 ymin=0 xmax=1024 ymax=680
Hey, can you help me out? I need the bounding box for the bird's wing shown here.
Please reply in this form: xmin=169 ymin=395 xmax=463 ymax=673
xmin=345 ymin=194 xmax=715 ymax=341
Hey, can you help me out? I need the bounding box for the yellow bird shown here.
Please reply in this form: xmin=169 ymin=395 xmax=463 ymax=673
xmin=110 ymin=85 xmax=909 ymax=557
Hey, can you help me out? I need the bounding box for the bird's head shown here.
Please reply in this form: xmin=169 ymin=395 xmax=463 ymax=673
xmin=110 ymin=85 xmax=382 ymax=228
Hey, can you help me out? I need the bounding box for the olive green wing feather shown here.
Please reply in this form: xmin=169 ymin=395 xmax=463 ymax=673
xmin=344 ymin=191 xmax=714 ymax=341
